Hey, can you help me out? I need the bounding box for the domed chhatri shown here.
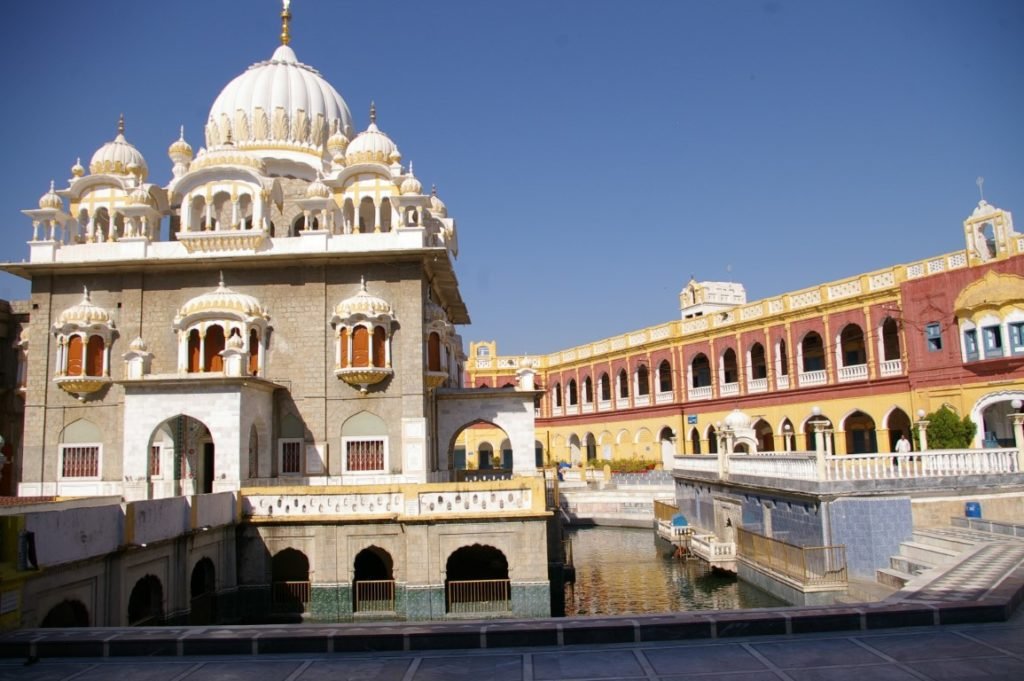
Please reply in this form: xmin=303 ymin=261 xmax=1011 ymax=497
xmin=57 ymin=287 xmax=113 ymax=328
xmin=176 ymin=274 xmax=269 ymax=324
xmin=38 ymin=181 xmax=63 ymax=211
xmin=345 ymin=102 xmax=400 ymax=166
xmin=89 ymin=114 xmax=148 ymax=180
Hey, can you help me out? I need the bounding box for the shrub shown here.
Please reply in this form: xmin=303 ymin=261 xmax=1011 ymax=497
xmin=915 ymin=406 xmax=977 ymax=449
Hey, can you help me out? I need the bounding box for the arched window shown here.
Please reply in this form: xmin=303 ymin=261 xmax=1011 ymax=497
xmin=341 ymin=411 xmax=388 ymax=474
xmin=352 ymin=326 xmax=370 ymax=366
xmin=568 ymin=379 xmax=578 ymax=406
xmin=690 ymin=428 xmax=701 ymax=454
xmin=801 ymin=332 xmax=825 ymax=372
xmin=881 ymin=317 xmax=900 ymax=361
xmin=358 ymin=197 xmax=375 ymax=232
xmin=839 ymin=324 xmax=866 ymax=367
xmin=553 ymin=383 xmax=562 ymax=407
xmin=691 ymin=354 xmax=711 ymax=388
xmin=658 ymin=360 xmax=672 ymax=393
xmin=188 ymin=329 xmax=201 ymax=372
xmin=204 ymin=324 xmax=225 ymax=372
xmin=618 ymin=369 xmax=629 ymax=398
xmin=599 ymin=373 xmax=611 ymax=402
xmin=721 ymin=349 xmax=738 ymax=384
xmin=85 ymin=336 xmax=104 ymax=376
xmin=749 ymin=343 xmax=767 ymax=380
xmin=583 ymin=376 xmax=593 ymax=403
xmin=52 ymin=290 xmax=115 ymax=398
xmin=428 ymin=332 xmax=442 ymax=372
xmin=372 ymin=326 xmax=386 ymax=367
xmin=380 ymin=197 xmax=392 ymax=232
xmin=248 ymin=329 xmax=260 ymax=376
xmin=67 ymin=335 xmax=84 ymax=376
xmin=332 ymin=279 xmax=397 ymax=391
xmin=636 ymin=364 xmax=650 ymax=396
xmin=777 ymin=338 xmax=789 ymax=376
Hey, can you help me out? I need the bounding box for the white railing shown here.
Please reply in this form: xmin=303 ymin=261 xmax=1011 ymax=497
xmin=720 ymin=382 xmax=739 ymax=397
xmin=655 ymin=390 xmax=674 ymax=404
xmin=689 ymin=533 xmax=736 ymax=563
xmin=776 ymin=375 xmax=790 ymax=390
xmin=687 ymin=386 xmax=712 ymax=401
xmin=747 ymin=377 xmax=768 ymax=393
xmin=616 ymin=397 xmax=630 ymax=410
xmin=598 ymin=399 xmax=612 ymax=412
xmin=729 ymin=454 xmax=817 ymax=480
xmin=798 ymin=369 xmax=827 ymax=387
xmin=837 ymin=364 xmax=868 ymax=382
xmin=673 ymin=455 xmax=719 ymax=473
xmin=582 ymin=403 xmax=594 ymax=414
xmin=551 ymin=406 xmax=563 ymax=417
xmin=826 ymin=449 xmax=1020 ymax=481
xmin=880 ymin=359 xmax=903 ymax=377
xmin=633 ymin=394 xmax=650 ymax=407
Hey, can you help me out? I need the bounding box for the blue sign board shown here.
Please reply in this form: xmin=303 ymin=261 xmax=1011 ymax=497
xmin=686 ymin=414 xmax=698 ymax=424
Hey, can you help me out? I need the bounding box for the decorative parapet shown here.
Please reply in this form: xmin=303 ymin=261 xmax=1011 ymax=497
xmin=241 ymin=478 xmax=546 ymax=521
xmin=177 ymin=230 xmax=268 ymax=253
xmin=335 ymin=367 xmax=393 ymax=392
xmin=54 ymin=375 xmax=112 ymax=400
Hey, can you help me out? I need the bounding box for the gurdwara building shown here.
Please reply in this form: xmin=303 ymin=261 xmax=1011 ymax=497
xmin=0 ymin=4 xmax=554 ymax=628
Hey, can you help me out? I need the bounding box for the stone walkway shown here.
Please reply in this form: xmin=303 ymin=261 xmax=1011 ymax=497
xmin=1 ymin=610 xmax=1021 ymax=680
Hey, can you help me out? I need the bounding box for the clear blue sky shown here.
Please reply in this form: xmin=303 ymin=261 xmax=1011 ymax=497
xmin=2 ymin=1 xmax=1022 ymax=355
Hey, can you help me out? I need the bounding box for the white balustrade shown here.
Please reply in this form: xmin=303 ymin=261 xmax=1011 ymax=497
xmin=673 ymin=455 xmax=719 ymax=473
xmin=633 ymin=394 xmax=650 ymax=407
xmin=581 ymin=403 xmax=594 ymax=414
xmin=747 ymin=377 xmax=768 ymax=393
xmin=776 ymin=375 xmax=790 ymax=390
xmin=551 ymin=406 xmax=563 ymax=417
xmin=728 ymin=454 xmax=817 ymax=480
xmin=616 ymin=397 xmax=630 ymax=410
xmin=687 ymin=386 xmax=712 ymax=401
xmin=798 ymin=370 xmax=827 ymax=387
xmin=837 ymin=364 xmax=868 ymax=382
xmin=826 ymin=448 xmax=1020 ymax=481
xmin=720 ymin=382 xmax=739 ymax=397
xmin=597 ymin=399 xmax=612 ymax=412
xmin=655 ymin=390 xmax=674 ymax=404
xmin=879 ymin=359 xmax=903 ymax=377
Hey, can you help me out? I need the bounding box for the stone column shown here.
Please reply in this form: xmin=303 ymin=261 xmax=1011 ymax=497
xmin=915 ymin=417 xmax=930 ymax=451
xmin=1009 ymin=413 xmax=1024 ymax=471
xmin=813 ymin=420 xmax=828 ymax=479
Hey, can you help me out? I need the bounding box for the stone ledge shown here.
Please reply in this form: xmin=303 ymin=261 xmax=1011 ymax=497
xmin=2 ymin=571 xmax=1022 ymax=659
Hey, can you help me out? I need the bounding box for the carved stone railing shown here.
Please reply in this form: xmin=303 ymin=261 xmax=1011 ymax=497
xmin=747 ymin=377 xmax=768 ymax=393
xmin=825 ymin=449 xmax=1020 ymax=481
xmin=687 ymin=385 xmax=712 ymax=401
xmin=728 ymin=454 xmax=817 ymax=480
xmin=798 ymin=369 xmax=827 ymax=387
xmin=879 ymin=359 xmax=903 ymax=377
xmin=837 ymin=363 xmax=868 ymax=382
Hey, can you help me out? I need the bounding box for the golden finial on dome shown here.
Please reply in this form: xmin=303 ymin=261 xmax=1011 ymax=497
xmin=369 ymin=101 xmax=377 ymax=125
xmin=71 ymin=157 xmax=84 ymax=178
xmin=117 ymin=113 xmax=125 ymax=136
xmin=280 ymin=0 xmax=292 ymax=46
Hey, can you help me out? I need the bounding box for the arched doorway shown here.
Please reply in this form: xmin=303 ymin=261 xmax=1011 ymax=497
xmin=41 ymin=600 xmax=90 ymax=627
xmin=707 ymin=425 xmax=718 ymax=454
xmin=445 ymin=544 xmax=510 ymax=614
xmin=584 ymin=433 xmax=597 ymax=463
xmin=886 ymin=408 xmax=912 ymax=452
xmin=128 ymin=575 xmax=164 ymax=626
xmin=659 ymin=427 xmax=676 ymax=468
xmin=844 ymin=411 xmax=877 ymax=454
xmin=147 ymin=415 xmax=214 ymax=496
xmin=753 ymin=419 xmax=774 ymax=452
xmin=690 ymin=427 xmax=701 ymax=454
xmin=448 ymin=420 xmax=513 ymax=479
xmin=353 ymin=546 xmax=395 ymax=613
xmin=271 ymin=548 xmax=310 ymax=614
xmin=189 ymin=558 xmax=217 ymax=625
xmin=980 ymin=399 xmax=1018 ymax=447
xmin=568 ymin=434 xmax=582 ymax=465
xmin=804 ymin=413 xmax=836 ymax=454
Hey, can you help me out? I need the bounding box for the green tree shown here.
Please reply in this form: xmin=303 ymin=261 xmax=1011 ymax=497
xmin=919 ymin=406 xmax=977 ymax=449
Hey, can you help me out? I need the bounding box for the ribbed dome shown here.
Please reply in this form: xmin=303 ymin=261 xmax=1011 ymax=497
xmin=429 ymin=186 xmax=447 ymax=217
xmin=70 ymin=157 xmax=85 ymax=178
xmin=306 ymin=174 xmax=330 ymax=199
xmin=58 ymin=289 xmax=112 ymax=326
xmin=128 ymin=186 xmax=154 ymax=206
xmin=128 ymin=336 xmax=148 ymax=352
xmin=38 ymin=181 xmax=63 ymax=210
xmin=346 ymin=103 xmax=399 ymax=165
xmin=334 ymin=279 xmax=394 ymax=320
xmin=168 ymin=126 xmax=193 ymax=162
xmin=400 ymin=162 xmax=422 ymax=196
xmin=724 ymin=409 xmax=752 ymax=431
xmin=90 ymin=116 xmax=148 ymax=180
xmin=177 ymin=277 xmax=269 ymax=321
xmin=206 ymin=44 xmax=354 ymax=159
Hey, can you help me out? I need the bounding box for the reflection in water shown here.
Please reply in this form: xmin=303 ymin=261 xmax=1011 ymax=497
xmin=565 ymin=526 xmax=784 ymax=616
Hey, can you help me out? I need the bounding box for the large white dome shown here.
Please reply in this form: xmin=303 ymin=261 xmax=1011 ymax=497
xmin=206 ymin=45 xmax=354 ymax=164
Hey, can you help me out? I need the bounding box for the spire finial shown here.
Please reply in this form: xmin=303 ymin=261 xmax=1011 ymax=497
xmin=179 ymin=125 xmax=185 ymax=140
xmin=280 ymin=0 xmax=292 ymax=46
xmin=976 ymin=176 xmax=986 ymax=202
xmin=408 ymin=161 xmax=414 ymax=175
xmin=360 ymin=275 xmax=367 ymax=291
xmin=83 ymin=285 xmax=90 ymax=300
xmin=117 ymin=113 xmax=125 ymax=136
xmin=369 ymin=101 xmax=377 ymax=125
xmin=431 ymin=184 xmax=437 ymax=196
xmin=219 ymin=271 xmax=225 ymax=288
xmin=49 ymin=180 xmax=56 ymax=192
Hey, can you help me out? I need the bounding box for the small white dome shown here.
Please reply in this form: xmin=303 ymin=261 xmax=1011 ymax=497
xmin=306 ymin=175 xmax=331 ymax=199
xmin=128 ymin=186 xmax=154 ymax=206
xmin=334 ymin=278 xmax=395 ymax=321
xmin=206 ymin=44 xmax=353 ymax=161
xmin=177 ymin=276 xmax=269 ymax=322
xmin=724 ymin=408 xmax=752 ymax=431
xmin=429 ymin=185 xmax=447 ymax=217
xmin=38 ymin=181 xmax=63 ymax=210
xmin=57 ymin=289 xmax=112 ymax=327
xmin=346 ymin=103 xmax=399 ymax=166
xmin=129 ymin=336 xmax=149 ymax=352
xmin=89 ymin=115 xmax=148 ymax=180
xmin=326 ymin=123 xmax=350 ymax=160
xmin=70 ymin=157 xmax=85 ymax=178
xmin=168 ymin=126 xmax=194 ymax=161
xmin=400 ymin=162 xmax=422 ymax=195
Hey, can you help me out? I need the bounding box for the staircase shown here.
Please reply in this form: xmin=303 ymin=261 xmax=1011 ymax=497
xmin=877 ymin=525 xmax=1015 ymax=589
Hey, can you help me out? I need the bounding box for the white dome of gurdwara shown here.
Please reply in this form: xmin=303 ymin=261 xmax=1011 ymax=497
xmin=205 ymin=42 xmax=354 ymax=170
xmin=345 ymin=103 xmax=400 ymax=166
xmin=89 ymin=115 xmax=148 ymax=180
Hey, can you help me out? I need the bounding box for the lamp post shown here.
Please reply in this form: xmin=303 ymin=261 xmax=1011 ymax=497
xmin=783 ymin=423 xmax=792 ymax=452
xmin=811 ymin=407 xmax=828 ymax=479
xmin=915 ymin=408 xmax=930 ymax=451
